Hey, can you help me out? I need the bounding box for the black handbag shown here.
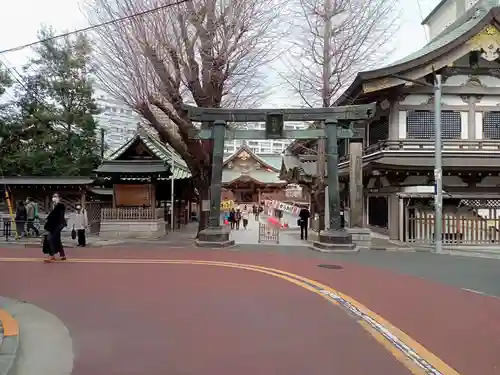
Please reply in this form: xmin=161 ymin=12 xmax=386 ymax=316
xmin=42 ymin=235 xmax=51 ymax=254
xmin=71 ymin=226 xmax=76 ymax=240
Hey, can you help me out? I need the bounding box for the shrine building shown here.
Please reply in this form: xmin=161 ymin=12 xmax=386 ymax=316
xmin=282 ymin=1 xmax=500 ymax=246
xmin=221 ymin=143 xmax=287 ymax=204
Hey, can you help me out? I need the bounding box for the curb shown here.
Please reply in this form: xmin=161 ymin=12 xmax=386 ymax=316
xmin=0 ymin=308 xmax=20 ymax=375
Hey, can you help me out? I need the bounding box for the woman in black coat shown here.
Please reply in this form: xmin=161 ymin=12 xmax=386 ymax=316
xmin=43 ymin=193 xmax=67 ymax=263
xmin=15 ymin=201 xmax=27 ymax=239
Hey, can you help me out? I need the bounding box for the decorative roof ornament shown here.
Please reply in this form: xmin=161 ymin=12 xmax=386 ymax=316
xmin=467 ymin=24 xmax=500 ymax=61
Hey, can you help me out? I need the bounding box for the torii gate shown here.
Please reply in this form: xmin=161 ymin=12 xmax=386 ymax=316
xmin=186 ymin=103 xmax=375 ymax=250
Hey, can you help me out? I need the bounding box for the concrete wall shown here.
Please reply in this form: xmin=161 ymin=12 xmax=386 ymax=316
xmin=99 ymin=220 xmax=166 ymax=239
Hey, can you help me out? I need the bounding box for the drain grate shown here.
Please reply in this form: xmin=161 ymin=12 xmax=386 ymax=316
xmin=317 ymin=264 xmax=343 ymax=270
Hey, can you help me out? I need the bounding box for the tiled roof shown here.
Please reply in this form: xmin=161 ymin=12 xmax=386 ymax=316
xmin=380 ymin=2 xmax=491 ymax=69
xmin=104 ymin=130 xmax=191 ymax=180
xmin=222 ymin=169 xmax=286 ymax=184
xmin=0 ymin=177 xmax=94 ymax=185
xmin=223 ymin=144 xmax=282 ymax=172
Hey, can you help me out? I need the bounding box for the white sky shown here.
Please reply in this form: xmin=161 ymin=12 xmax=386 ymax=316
xmin=0 ymin=0 xmax=442 ymax=105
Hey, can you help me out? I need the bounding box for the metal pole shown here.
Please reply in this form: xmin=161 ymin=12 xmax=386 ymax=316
xmin=170 ymin=147 xmax=175 ymax=232
xmin=434 ymin=74 xmax=443 ymax=254
xmin=100 ymin=128 xmax=105 ymax=161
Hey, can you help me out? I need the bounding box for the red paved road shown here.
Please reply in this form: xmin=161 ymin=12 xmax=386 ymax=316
xmin=1 ymin=247 xmax=500 ymax=374
xmin=0 ymin=252 xmax=411 ymax=375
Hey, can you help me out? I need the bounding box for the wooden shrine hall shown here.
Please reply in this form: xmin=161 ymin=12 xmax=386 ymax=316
xmin=220 ymin=144 xmax=286 ymax=204
xmin=92 ymin=126 xmax=194 ymax=238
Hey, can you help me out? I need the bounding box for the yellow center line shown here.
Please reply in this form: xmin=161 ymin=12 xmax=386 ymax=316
xmin=0 ymin=257 xmax=460 ymax=375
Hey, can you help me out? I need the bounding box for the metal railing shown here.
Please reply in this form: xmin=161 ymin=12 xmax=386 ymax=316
xmin=339 ymin=139 xmax=500 ymax=163
xmin=258 ymin=222 xmax=280 ymax=244
xmin=405 ymin=212 xmax=500 ymax=245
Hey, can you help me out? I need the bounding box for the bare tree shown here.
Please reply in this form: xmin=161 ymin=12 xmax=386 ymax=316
xmin=279 ymin=0 xmax=399 ymax=229
xmin=84 ymin=0 xmax=285 ymax=232
xmin=282 ymin=0 xmax=400 ymax=108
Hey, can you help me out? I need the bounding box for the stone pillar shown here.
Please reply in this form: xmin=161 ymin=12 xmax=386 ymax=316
xmin=348 ymin=141 xmax=363 ymax=227
xmin=312 ymin=120 xmax=356 ymax=252
xmin=196 ymin=120 xmax=234 ymax=247
xmin=347 ymin=141 xmax=371 ymax=249
xmin=388 ymin=193 xmax=400 ymax=240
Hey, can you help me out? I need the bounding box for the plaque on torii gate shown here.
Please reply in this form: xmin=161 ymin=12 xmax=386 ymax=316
xmin=186 ymin=103 xmax=376 ymax=249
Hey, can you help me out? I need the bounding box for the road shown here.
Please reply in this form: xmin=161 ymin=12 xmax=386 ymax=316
xmin=0 ymin=246 xmax=499 ymax=375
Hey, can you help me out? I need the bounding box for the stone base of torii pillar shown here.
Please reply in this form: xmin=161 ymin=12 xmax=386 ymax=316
xmin=311 ymin=229 xmax=358 ymax=253
xmin=195 ymin=226 xmax=235 ymax=248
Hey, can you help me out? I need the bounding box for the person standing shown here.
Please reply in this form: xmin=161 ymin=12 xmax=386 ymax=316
xmin=242 ymin=206 xmax=249 ymax=229
xmin=235 ymin=209 xmax=242 ymax=230
xmin=44 ymin=193 xmax=67 ymax=263
xmin=73 ymin=204 xmax=88 ymax=247
xmin=298 ymin=205 xmax=311 ymax=241
xmin=25 ymin=197 xmax=40 ymax=237
xmin=15 ymin=201 xmax=27 ymax=239
xmin=229 ymin=208 xmax=236 ymax=229
xmin=252 ymin=204 xmax=258 ymax=220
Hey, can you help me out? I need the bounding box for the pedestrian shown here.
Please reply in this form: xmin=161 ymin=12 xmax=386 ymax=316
xmin=43 ymin=193 xmax=67 ymax=263
xmin=25 ymin=197 xmax=40 ymax=237
xmin=73 ymin=204 xmax=88 ymax=247
xmin=252 ymin=204 xmax=258 ymax=220
xmin=235 ymin=209 xmax=242 ymax=230
xmin=298 ymin=205 xmax=311 ymax=241
xmin=242 ymin=207 xmax=249 ymax=229
xmin=15 ymin=201 xmax=27 ymax=239
xmin=229 ymin=208 xmax=236 ymax=229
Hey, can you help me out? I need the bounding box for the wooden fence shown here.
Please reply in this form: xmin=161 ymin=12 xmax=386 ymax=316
xmin=406 ymin=211 xmax=500 ymax=245
xmin=101 ymin=207 xmax=163 ymax=221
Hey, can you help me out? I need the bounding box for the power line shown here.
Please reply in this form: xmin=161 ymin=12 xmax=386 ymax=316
xmin=0 ymin=0 xmax=189 ymax=56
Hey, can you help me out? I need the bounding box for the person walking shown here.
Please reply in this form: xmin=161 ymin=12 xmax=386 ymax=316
xmin=25 ymin=197 xmax=40 ymax=237
xmin=73 ymin=204 xmax=88 ymax=247
xmin=229 ymin=208 xmax=236 ymax=229
xmin=43 ymin=193 xmax=67 ymax=263
xmin=252 ymin=204 xmax=258 ymax=220
xmin=15 ymin=201 xmax=27 ymax=239
xmin=235 ymin=209 xmax=242 ymax=230
xmin=298 ymin=205 xmax=311 ymax=241
xmin=242 ymin=206 xmax=249 ymax=229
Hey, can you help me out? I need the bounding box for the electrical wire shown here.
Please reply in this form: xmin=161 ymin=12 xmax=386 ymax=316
xmin=415 ymin=0 xmax=429 ymax=43
xmin=0 ymin=0 xmax=189 ymax=56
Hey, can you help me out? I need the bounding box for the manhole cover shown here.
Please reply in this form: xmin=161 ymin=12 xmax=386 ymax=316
xmin=317 ymin=264 xmax=343 ymax=270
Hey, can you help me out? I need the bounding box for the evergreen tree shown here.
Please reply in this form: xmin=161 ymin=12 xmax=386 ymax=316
xmin=2 ymin=27 xmax=101 ymax=176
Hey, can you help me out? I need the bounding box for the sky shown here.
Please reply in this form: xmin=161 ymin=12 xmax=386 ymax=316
xmin=0 ymin=0 xmax=442 ymax=105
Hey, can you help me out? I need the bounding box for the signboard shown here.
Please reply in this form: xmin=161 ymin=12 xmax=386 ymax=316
xmin=221 ymin=200 xmax=235 ymax=210
xmin=114 ymin=184 xmax=151 ymax=206
xmin=265 ymin=113 xmax=284 ymax=139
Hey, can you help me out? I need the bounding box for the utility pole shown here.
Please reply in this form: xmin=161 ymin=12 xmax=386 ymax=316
xmin=100 ymin=128 xmax=105 ymax=161
xmin=391 ymin=72 xmax=443 ymax=254
xmin=434 ymin=74 xmax=443 ymax=254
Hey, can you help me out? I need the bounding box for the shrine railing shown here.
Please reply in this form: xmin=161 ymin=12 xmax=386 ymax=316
xmin=101 ymin=207 xmax=163 ymax=221
xmin=339 ymin=139 xmax=500 ymax=163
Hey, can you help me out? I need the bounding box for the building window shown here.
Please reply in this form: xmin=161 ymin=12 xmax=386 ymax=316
xmin=368 ymin=117 xmax=389 ymax=145
xmin=406 ymin=110 xmax=461 ymax=139
xmin=483 ymin=112 xmax=500 ymax=139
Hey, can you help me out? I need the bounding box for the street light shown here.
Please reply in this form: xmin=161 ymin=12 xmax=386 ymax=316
xmin=391 ymin=72 xmax=443 ymax=254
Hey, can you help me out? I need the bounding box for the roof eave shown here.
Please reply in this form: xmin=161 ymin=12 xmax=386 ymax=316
xmin=335 ymin=7 xmax=500 ymax=104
